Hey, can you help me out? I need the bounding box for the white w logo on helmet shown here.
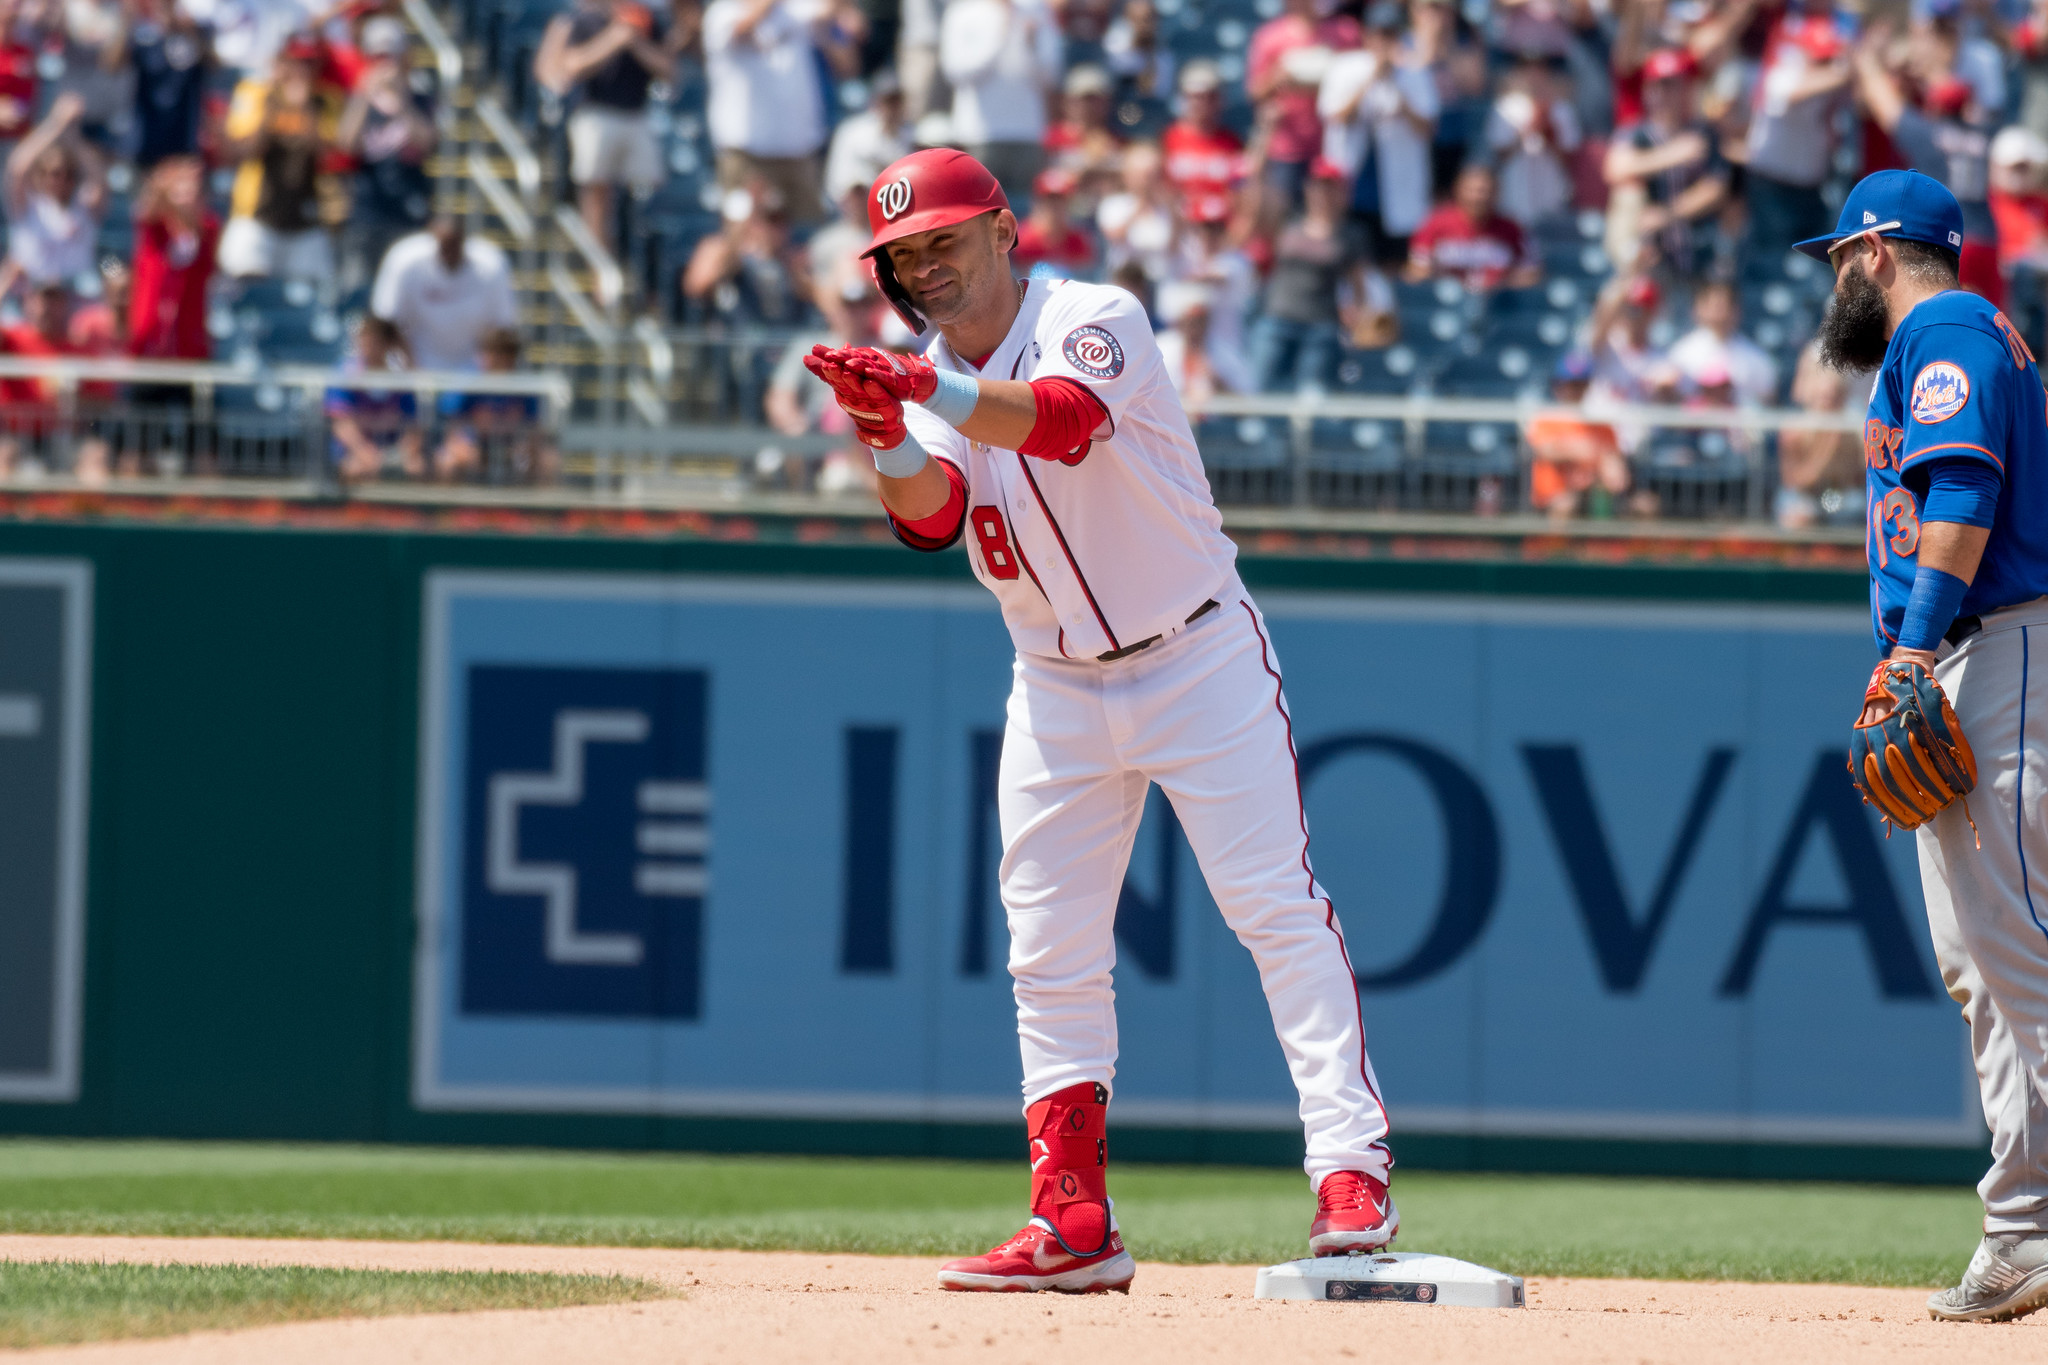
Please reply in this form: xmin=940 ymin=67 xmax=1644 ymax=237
xmin=878 ymin=176 xmax=914 ymax=222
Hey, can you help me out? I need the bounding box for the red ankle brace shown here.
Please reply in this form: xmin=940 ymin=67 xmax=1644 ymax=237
xmin=1027 ymin=1081 xmax=1110 ymax=1254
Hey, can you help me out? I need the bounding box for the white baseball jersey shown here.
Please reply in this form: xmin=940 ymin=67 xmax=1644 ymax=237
xmin=887 ymin=276 xmax=1394 ymax=1191
xmin=900 ymin=277 xmax=1239 ymax=659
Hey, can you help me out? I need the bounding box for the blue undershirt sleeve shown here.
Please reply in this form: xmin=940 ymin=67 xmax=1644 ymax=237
xmin=1896 ymin=566 xmax=1971 ymax=653
xmin=1915 ymin=455 xmax=2002 ymax=529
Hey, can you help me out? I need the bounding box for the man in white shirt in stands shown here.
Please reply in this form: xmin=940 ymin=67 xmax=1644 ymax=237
xmin=702 ymin=0 xmax=835 ymax=224
xmin=1318 ymin=1 xmax=1437 ymax=264
xmin=1665 ymin=279 xmax=1778 ymax=406
xmin=941 ymin=0 xmax=1063 ymax=203
xmin=824 ymin=69 xmax=911 ymax=209
xmin=369 ymin=217 xmax=520 ymax=372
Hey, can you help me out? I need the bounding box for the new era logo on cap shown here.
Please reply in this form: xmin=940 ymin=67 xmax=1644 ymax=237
xmin=1863 ymin=210 xmax=1877 ymax=223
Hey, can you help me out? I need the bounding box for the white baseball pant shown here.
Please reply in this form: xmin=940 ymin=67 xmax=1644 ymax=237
xmin=1922 ymin=595 xmax=2048 ymax=1234
xmin=998 ymin=580 xmax=1393 ymax=1188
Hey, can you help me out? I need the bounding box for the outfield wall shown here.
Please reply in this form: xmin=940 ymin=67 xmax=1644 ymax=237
xmin=0 ymin=520 xmax=1988 ymax=1181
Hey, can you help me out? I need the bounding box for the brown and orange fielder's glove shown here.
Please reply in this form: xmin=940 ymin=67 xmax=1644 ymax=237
xmin=1849 ymin=658 xmax=1978 ymax=835
xmin=803 ymin=345 xmax=908 ymax=450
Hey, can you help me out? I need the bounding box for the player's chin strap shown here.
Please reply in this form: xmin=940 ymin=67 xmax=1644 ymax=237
xmin=868 ymin=252 xmax=928 ymax=336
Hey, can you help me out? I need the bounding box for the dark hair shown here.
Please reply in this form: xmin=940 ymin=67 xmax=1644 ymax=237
xmin=1889 ymin=236 xmax=1961 ymax=285
xmin=361 ymin=316 xmax=406 ymax=349
xmin=479 ymin=327 xmax=523 ymax=361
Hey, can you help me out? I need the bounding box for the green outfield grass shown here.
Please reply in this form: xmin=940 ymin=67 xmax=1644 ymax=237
xmin=0 ymin=1261 xmax=666 ymax=1348
xmin=0 ymin=1140 xmax=1983 ymax=1288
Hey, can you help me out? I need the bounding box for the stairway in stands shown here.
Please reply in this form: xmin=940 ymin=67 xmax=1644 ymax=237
xmin=419 ymin=0 xmax=644 ymax=421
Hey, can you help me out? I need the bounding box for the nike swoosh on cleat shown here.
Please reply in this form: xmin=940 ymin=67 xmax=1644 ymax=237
xmin=1031 ymin=1243 xmax=1071 ymax=1272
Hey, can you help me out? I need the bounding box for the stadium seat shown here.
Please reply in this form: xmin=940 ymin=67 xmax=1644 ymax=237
xmin=1308 ymin=417 xmax=1403 ymax=469
xmin=1433 ymin=345 xmax=1539 ymax=398
xmin=1421 ymin=420 xmax=1519 ymax=466
xmin=1196 ymin=413 xmax=1292 ymax=504
xmin=1305 ymin=416 xmax=1403 ymax=508
xmin=1339 ymin=343 xmax=1425 ymax=395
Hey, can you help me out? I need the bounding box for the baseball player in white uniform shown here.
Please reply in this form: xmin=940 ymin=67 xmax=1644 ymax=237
xmin=803 ymin=149 xmax=1396 ymax=1294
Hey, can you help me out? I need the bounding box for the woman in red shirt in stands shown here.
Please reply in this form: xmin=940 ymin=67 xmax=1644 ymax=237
xmin=127 ymin=156 xmax=218 ymax=417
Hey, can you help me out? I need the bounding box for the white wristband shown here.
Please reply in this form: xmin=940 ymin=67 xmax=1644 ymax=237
xmin=871 ymin=429 xmax=929 ymax=479
xmin=922 ymin=367 xmax=980 ymax=427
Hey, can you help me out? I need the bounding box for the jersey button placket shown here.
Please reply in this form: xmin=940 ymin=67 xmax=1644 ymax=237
xmin=1101 ymin=650 xmax=1139 ymax=756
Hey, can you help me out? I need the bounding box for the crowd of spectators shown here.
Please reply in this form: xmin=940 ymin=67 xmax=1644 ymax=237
xmin=0 ymin=0 xmax=549 ymax=485
xmin=0 ymin=0 xmax=2035 ymax=519
xmin=655 ymin=0 xmax=2048 ymax=523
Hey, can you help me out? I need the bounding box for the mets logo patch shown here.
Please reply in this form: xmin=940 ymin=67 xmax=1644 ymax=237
xmin=1910 ymin=361 xmax=1970 ymax=424
xmin=1062 ymin=325 xmax=1125 ymax=379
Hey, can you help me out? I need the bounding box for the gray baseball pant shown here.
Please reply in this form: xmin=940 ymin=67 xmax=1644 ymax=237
xmin=1923 ymin=595 xmax=2048 ymax=1234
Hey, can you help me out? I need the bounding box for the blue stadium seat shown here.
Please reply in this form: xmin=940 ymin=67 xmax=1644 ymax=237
xmin=1196 ymin=414 xmax=1291 ymax=503
xmin=1339 ymin=343 xmax=1425 ymax=395
xmin=1308 ymin=417 xmax=1402 ymax=469
xmin=1306 ymin=416 xmax=1403 ymax=508
xmin=1433 ymin=346 xmax=1533 ymax=398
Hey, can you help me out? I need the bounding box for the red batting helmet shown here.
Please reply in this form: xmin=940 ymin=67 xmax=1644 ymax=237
xmin=861 ymin=148 xmax=1011 ymax=335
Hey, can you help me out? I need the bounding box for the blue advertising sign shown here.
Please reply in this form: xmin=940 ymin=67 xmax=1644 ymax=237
xmin=412 ymin=572 xmax=1975 ymax=1146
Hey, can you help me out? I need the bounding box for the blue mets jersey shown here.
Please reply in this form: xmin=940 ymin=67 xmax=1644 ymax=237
xmin=1864 ymin=290 xmax=2048 ymax=654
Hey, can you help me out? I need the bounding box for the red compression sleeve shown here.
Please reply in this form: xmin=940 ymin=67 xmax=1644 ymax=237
xmin=889 ymin=456 xmax=967 ymax=550
xmin=1019 ymin=376 xmax=1110 ymax=465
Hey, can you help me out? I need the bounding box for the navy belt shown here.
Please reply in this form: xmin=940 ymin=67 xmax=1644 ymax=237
xmin=1097 ymin=599 xmax=1220 ymax=662
xmin=1946 ymin=614 xmax=1983 ymax=647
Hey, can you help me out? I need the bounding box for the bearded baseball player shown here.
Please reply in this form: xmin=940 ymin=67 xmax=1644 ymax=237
xmin=1805 ymin=170 xmax=2048 ymax=1323
xmin=803 ymin=148 xmax=1395 ymax=1294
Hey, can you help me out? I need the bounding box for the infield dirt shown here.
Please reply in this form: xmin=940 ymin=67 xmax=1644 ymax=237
xmin=0 ymin=1235 xmax=2036 ymax=1363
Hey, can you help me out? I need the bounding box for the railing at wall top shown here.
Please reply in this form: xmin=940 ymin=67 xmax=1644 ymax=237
xmin=0 ymin=356 xmax=570 ymax=407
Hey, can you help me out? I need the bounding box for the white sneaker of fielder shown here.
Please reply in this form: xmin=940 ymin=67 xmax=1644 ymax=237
xmin=1928 ymin=1233 xmax=2048 ymax=1323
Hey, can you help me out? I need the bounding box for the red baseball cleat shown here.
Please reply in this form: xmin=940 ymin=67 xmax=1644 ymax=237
xmin=938 ymin=1081 xmax=1136 ymax=1292
xmin=1309 ymin=1170 xmax=1399 ymax=1256
xmin=936 ymin=1212 xmax=1137 ymax=1293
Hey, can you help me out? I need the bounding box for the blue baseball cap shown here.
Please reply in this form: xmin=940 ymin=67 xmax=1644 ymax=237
xmin=1792 ymin=169 xmax=1965 ymax=262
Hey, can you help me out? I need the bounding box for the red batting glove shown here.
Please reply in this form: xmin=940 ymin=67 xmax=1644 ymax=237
xmin=804 ymin=346 xmax=909 ymax=449
xmin=841 ymin=346 xmax=939 ymax=405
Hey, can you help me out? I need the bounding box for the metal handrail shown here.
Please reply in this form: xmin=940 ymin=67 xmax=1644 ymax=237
xmin=551 ymin=204 xmax=624 ymax=309
xmin=475 ymin=95 xmax=542 ymax=202
xmin=625 ymin=376 xmax=667 ymax=425
xmin=1191 ymin=392 xmax=1863 ymax=433
xmin=562 ymin=424 xmax=844 ymax=455
xmin=276 ymin=367 xmax=570 ymax=409
xmin=549 ymin=260 xmax=619 ymax=347
xmin=0 ymin=355 xmax=569 ymax=405
xmin=467 ymin=149 xmax=535 ymax=244
xmin=401 ymin=0 xmax=463 ymax=90
xmin=633 ymin=316 xmax=673 ymax=389
xmin=0 ymin=357 xmax=565 ymax=390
